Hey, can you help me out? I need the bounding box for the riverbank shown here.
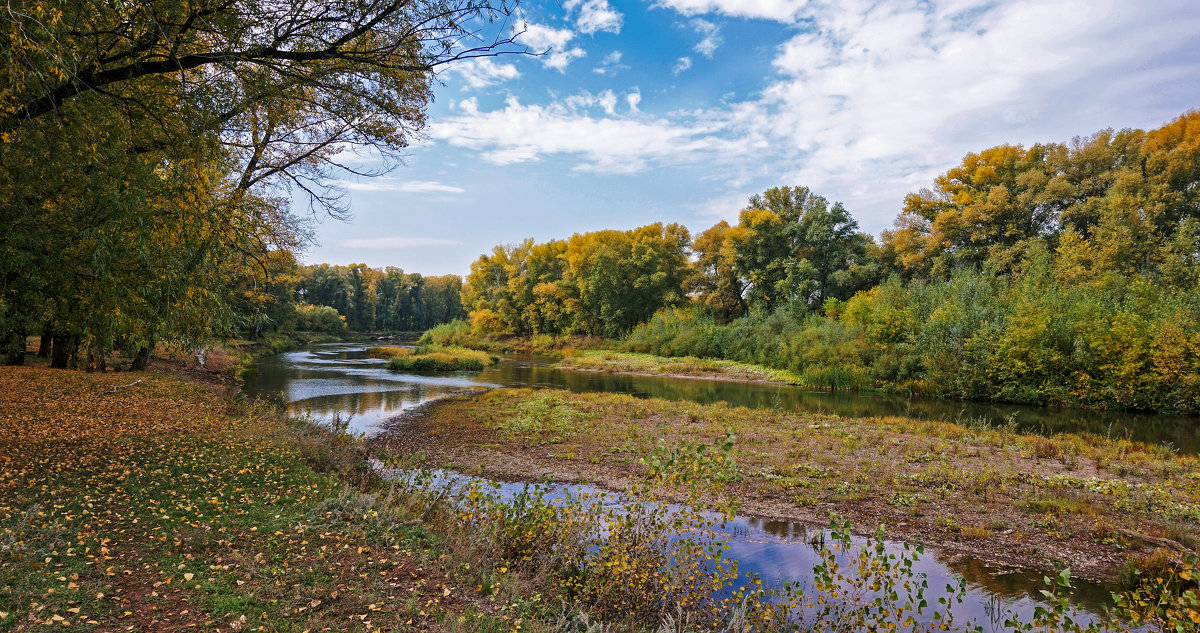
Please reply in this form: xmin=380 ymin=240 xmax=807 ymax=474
xmin=558 ymin=349 xmax=804 ymax=384
xmin=0 ymin=366 xmax=547 ymax=631
xmin=372 ymin=388 xmax=1200 ymax=583
xmin=368 ymin=345 xmax=500 ymax=371
xmin=418 ymin=320 xmax=609 ymax=356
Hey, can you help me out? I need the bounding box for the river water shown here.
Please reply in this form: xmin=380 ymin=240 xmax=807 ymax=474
xmin=243 ymin=342 xmax=1185 ymax=627
xmin=245 ymin=343 xmax=1197 ymax=453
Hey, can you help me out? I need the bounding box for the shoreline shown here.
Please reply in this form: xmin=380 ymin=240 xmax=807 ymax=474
xmin=369 ymin=389 xmax=1199 ymax=584
xmin=554 ymin=363 xmax=795 ymax=386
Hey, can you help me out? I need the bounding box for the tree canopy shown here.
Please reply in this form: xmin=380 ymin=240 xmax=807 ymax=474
xmin=0 ymin=0 xmax=520 ymax=366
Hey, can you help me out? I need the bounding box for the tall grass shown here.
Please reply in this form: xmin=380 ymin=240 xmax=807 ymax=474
xmin=368 ymin=344 xmax=499 ymax=371
xmin=620 ymin=266 xmax=1200 ymax=413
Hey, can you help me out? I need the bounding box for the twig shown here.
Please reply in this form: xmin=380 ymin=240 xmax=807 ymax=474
xmin=1118 ymin=528 xmax=1189 ymax=553
xmin=102 ymin=379 xmax=142 ymax=394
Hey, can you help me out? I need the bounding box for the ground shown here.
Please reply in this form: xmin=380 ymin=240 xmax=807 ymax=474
xmin=0 ymin=366 xmax=517 ymax=633
xmin=371 ymin=388 xmax=1200 ymax=583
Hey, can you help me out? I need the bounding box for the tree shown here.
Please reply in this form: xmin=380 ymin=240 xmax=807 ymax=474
xmin=688 ymin=221 xmax=746 ymax=322
xmin=710 ymin=186 xmax=875 ymax=312
xmin=880 ymin=114 xmax=1200 ymax=280
xmin=0 ymin=0 xmax=524 ymax=366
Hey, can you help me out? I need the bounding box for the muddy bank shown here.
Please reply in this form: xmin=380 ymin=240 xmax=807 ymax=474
xmin=367 ymin=389 xmax=1199 ymax=583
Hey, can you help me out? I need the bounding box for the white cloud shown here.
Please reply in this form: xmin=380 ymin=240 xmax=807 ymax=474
xmin=721 ymin=0 xmax=1200 ymax=231
xmin=594 ymin=50 xmax=630 ymax=75
xmin=341 ymin=179 xmax=466 ymax=194
xmin=518 ymin=23 xmax=587 ymax=71
xmin=691 ymin=19 xmax=722 ymax=57
xmin=565 ymin=0 xmax=623 ymax=34
xmin=443 ymin=57 xmax=520 ymax=89
xmin=430 ymin=94 xmax=758 ymax=174
xmin=338 ymin=237 xmax=467 ymax=248
xmin=564 ymin=90 xmax=620 ymax=115
xmin=693 ymin=191 xmax=754 ymax=221
xmin=428 ymin=0 xmax=1200 ymax=233
xmin=655 ymin=0 xmax=809 ymax=22
xmin=672 ymin=57 xmax=693 ymax=75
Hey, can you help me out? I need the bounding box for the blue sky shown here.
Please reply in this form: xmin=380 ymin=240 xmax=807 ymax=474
xmin=309 ymin=0 xmax=1200 ymax=276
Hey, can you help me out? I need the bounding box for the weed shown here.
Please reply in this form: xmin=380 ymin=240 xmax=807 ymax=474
xmin=498 ymin=391 xmax=590 ymax=446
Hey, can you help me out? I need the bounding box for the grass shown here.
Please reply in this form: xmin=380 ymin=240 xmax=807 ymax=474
xmin=5 ymin=365 xmax=1197 ymax=632
xmin=388 ymin=388 xmax=1200 ymax=582
xmin=558 ymin=350 xmax=805 ymax=384
xmin=0 ymin=366 xmax=538 ymax=632
xmin=418 ymin=320 xmax=611 ymax=356
xmin=367 ymin=345 xmax=499 ymax=371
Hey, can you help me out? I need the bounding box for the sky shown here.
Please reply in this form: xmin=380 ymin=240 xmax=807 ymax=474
xmin=307 ymin=0 xmax=1200 ymax=277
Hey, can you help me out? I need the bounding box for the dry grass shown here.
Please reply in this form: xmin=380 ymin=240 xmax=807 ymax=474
xmin=386 ymin=388 xmax=1200 ymax=581
xmin=0 ymin=366 xmax=535 ymax=632
xmin=559 ymin=350 xmax=803 ymax=384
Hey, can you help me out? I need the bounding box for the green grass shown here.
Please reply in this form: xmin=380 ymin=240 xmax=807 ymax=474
xmin=418 ymin=319 xmax=611 ymax=356
xmin=368 ymin=344 xmax=499 ymax=371
xmin=0 ymin=366 xmax=524 ymax=632
xmin=559 ymin=349 xmax=805 ymax=384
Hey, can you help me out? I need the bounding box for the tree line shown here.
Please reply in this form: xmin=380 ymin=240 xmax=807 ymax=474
xmin=296 ymin=264 xmax=464 ymax=333
xmin=462 ymin=111 xmax=1200 ymax=413
xmin=0 ymin=0 xmax=518 ymax=369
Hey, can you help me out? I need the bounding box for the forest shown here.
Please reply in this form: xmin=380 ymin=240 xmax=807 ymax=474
xmin=294 ymin=264 xmax=465 ymax=334
xmin=1 ymin=0 xmax=1196 ymax=414
xmin=0 ymin=0 xmax=513 ymax=368
xmin=456 ymin=111 xmax=1200 ymax=413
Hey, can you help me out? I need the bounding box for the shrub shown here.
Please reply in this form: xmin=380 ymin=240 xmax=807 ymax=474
xmin=293 ymin=304 xmax=347 ymax=334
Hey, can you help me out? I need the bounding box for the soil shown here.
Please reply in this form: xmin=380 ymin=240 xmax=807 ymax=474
xmin=368 ymin=391 xmax=1195 ymax=584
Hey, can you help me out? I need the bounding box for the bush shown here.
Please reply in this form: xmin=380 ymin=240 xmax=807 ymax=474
xmin=293 ymin=304 xmax=347 ymax=334
xmin=377 ymin=344 xmax=498 ymax=372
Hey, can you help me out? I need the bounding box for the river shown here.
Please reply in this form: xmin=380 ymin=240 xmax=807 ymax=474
xmin=245 ymin=343 xmax=1197 ymax=454
xmin=243 ymin=342 xmax=1181 ymax=628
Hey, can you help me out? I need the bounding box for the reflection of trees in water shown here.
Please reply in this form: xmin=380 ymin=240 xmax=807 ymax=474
xmin=733 ymin=515 xmax=1115 ymax=622
xmin=741 ymin=516 xmax=813 ymax=541
xmin=503 ymin=365 xmax=1199 ymax=454
xmin=290 ymin=386 xmax=425 ymax=419
xmin=939 ymin=549 xmax=1114 ymax=613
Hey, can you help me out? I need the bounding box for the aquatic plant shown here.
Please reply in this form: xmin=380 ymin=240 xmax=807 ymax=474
xmin=380 ymin=457 xmax=1196 ymax=633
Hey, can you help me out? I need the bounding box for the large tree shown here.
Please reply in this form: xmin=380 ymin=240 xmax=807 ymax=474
xmin=693 ymin=186 xmax=876 ymax=314
xmin=0 ymin=0 xmax=522 ymax=365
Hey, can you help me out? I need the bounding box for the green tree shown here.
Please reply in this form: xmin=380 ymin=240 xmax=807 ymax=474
xmin=0 ymin=0 xmax=521 ymax=366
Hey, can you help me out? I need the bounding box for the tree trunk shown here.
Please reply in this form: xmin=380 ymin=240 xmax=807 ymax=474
xmin=86 ymin=347 xmax=106 ymax=372
xmin=50 ymin=333 xmax=73 ymax=368
xmin=3 ymin=329 xmax=26 ymax=366
xmin=68 ymin=337 xmax=81 ymax=369
xmin=37 ymin=326 xmax=52 ymax=358
xmin=129 ymin=345 xmax=152 ymax=371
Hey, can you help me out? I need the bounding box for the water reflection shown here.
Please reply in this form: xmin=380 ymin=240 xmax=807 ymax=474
xmin=245 ymin=343 xmax=1198 ymax=453
xmin=385 ymin=469 xmax=1116 ymax=627
xmin=246 ymin=345 xmax=1137 ymax=627
xmin=244 ymin=344 xmax=494 ymax=434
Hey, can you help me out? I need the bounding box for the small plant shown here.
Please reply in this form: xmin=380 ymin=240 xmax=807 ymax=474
xmin=498 ymin=391 xmax=589 ymax=445
xmin=960 ymin=525 xmax=993 ymax=539
xmin=640 ymin=429 xmax=741 ymax=484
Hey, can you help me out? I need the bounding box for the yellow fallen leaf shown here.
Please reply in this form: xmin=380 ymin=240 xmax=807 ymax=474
xmin=184 ymin=573 xmax=194 ymax=581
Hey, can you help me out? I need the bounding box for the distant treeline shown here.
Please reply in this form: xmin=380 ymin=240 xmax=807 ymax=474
xmin=294 ymin=264 xmax=465 ymax=333
xmin=460 ymin=111 xmax=1200 ymax=413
